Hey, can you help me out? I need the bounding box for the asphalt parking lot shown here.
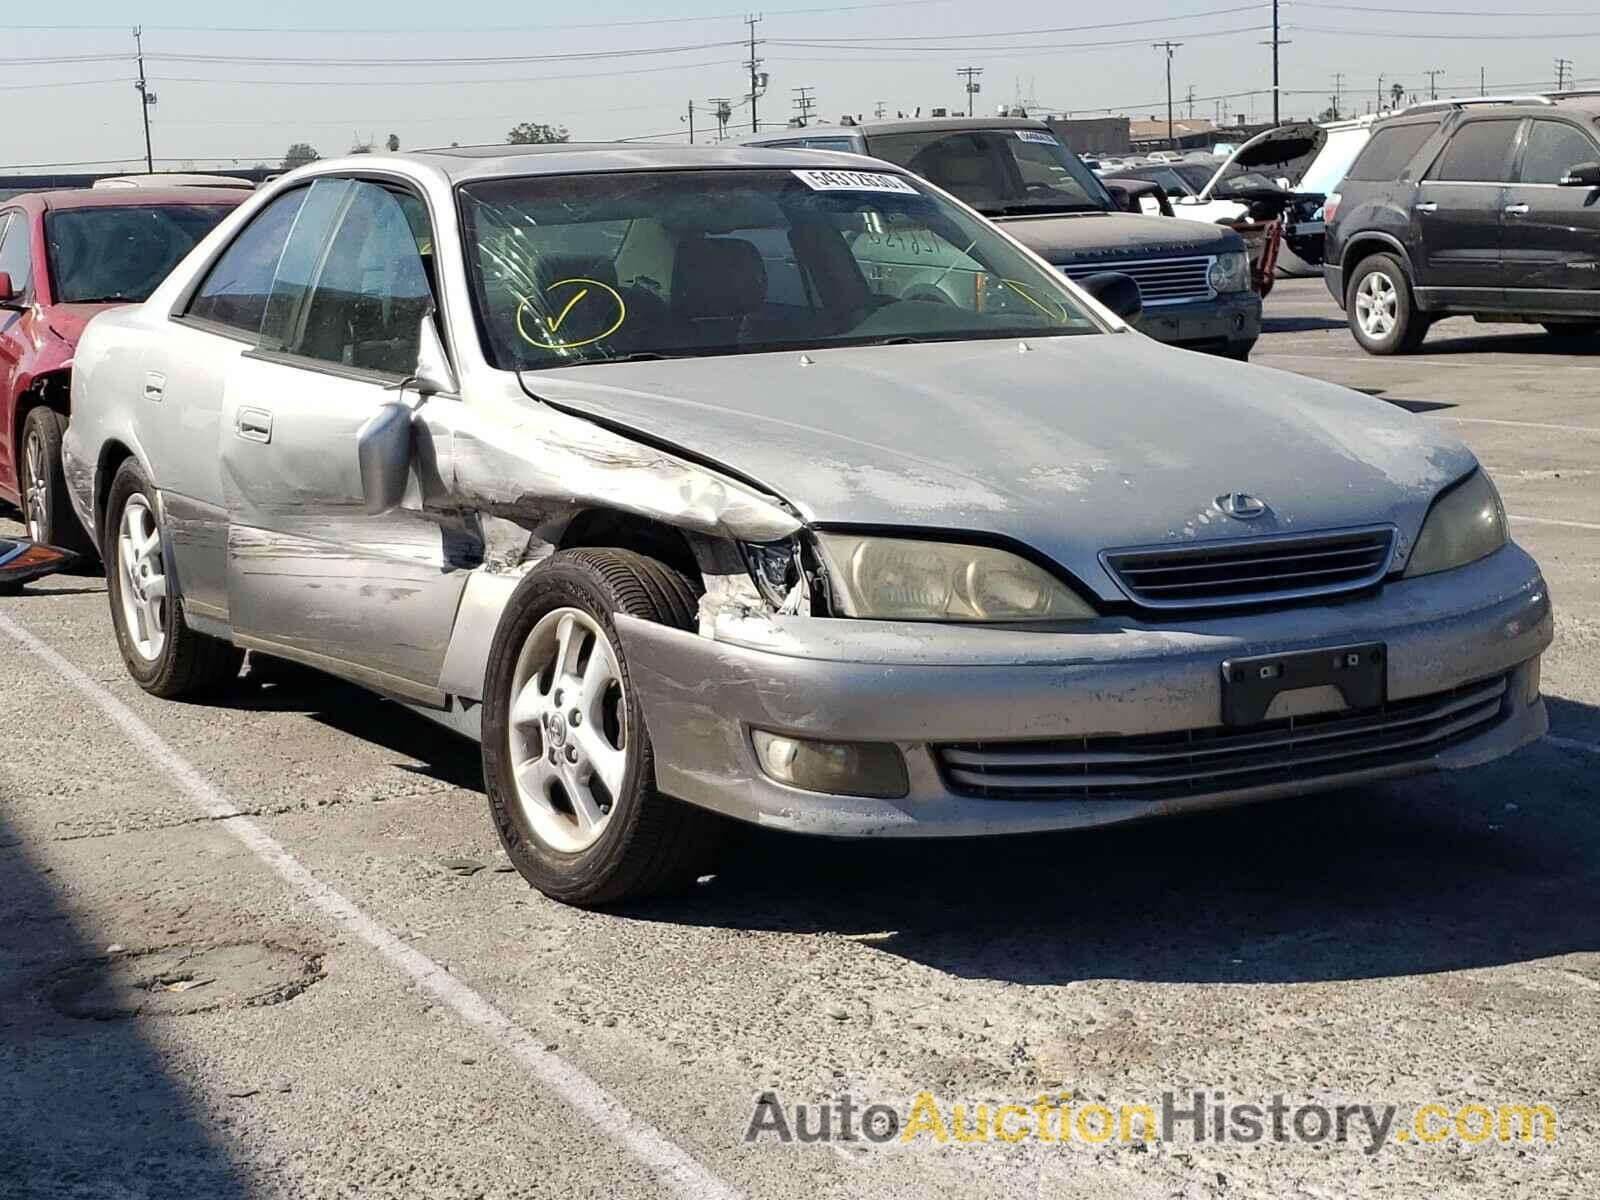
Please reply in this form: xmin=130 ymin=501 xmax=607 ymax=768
xmin=2 ymin=276 xmax=1596 ymax=1199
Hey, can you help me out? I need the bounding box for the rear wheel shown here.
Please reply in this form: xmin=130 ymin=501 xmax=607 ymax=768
xmin=104 ymin=459 xmax=242 ymax=697
xmin=1347 ymin=254 xmax=1428 ymax=355
xmin=19 ymin=406 xmax=92 ymax=555
xmin=481 ymin=548 xmax=725 ymax=907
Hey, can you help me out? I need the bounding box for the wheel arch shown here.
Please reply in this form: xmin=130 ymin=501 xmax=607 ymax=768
xmin=12 ymin=369 xmax=70 ymax=477
xmin=557 ymin=508 xmax=702 ymax=587
xmin=93 ymin=439 xmax=139 ymax=549
xmin=1341 ymin=233 xmax=1415 ymax=286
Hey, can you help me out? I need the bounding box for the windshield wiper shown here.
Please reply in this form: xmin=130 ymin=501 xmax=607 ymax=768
xmin=990 ymin=203 xmax=1102 ymax=216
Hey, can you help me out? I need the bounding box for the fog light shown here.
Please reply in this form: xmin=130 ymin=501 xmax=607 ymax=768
xmin=751 ymin=731 xmax=909 ymax=798
xmin=1522 ymin=655 xmax=1542 ymax=705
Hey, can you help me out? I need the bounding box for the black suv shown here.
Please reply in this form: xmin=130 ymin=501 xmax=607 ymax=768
xmin=1325 ymin=94 xmax=1600 ymax=354
xmin=744 ymin=118 xmax=1261 ymax=359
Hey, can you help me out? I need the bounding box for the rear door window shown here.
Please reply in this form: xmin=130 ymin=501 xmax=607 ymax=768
xmin=1519 ymin=120 xmax=1600 ymax=185
xmin=185 ymin=187 xmax=308 ymax=336
xmin=1429 ymin=120 xmax=1519 ymax=183
xmin=1345 ymin=122 xmax=1439 ymax=181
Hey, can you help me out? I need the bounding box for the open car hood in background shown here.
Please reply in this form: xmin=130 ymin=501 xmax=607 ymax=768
xmin=1199 ymin=123 xmax=1326 ymax=202
xmin=0 ymin=538 xmax=76 ymax=591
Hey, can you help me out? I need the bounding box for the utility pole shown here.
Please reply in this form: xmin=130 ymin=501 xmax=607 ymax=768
xmin=709 ymin=98 xmax=732 ymax=142
xmin=1332 ymin=72 xmax=1344 ymax=119
xmin=1186 ymin=85 xmax=1196 ymax=119
xmin=873 ymin=100 xmax=886 ymax=119
xmin=1424 ymin=69 xmax=1444 ymax=100
xmin=684 ymin=99 xmax=695 ymax=144
xmin=1377 ymin=73 xmax=1385 ymax=113
xmin=1152 ymin=42 xmax=1182 ymax=150
xmin=957 ymin=66 xmax=984 ymax=118
xmin=1270 ymin=0 xmax=1281 ymax=124
xmin=132 ymin=26 xmax=156 ymax=173
xmin=745 ymin=14 xmax=764 ymax=132
xmin=1555 ymin=57 xmax=1573 ymax=92
xmin=1480 ymin=66 xmax=1486 ymax=96
xmin=791 ymin=86 xmax=816 ymax=127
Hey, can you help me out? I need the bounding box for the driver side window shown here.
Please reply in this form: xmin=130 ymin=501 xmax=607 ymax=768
xmin=277 ymin=182 xmax=438 ymax=376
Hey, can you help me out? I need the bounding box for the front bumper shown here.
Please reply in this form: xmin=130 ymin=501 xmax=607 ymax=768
xmin=1134 ymin=291 xmax=1260 ymax=351
xmin=617 ymin=543 xmax=1551 ymax=837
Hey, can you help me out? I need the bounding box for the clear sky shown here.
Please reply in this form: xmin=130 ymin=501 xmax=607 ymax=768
xmin=7 ymin=0 xmax=1597 ymax=171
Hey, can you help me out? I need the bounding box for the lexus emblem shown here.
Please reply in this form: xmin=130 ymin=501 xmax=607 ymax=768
xmin=1216 ymin=491 xmax=1268 ymax=520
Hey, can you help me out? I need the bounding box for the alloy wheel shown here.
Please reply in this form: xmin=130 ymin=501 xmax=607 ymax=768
xmin=117 ymin=495 xmax=168 ymax=662
xmin=1354 ymin=270 xmax=1399 ymax=340
xmin=23 ymin=428 xmax=48 ymax=542
xmin=506 ymin=607 xmax=630 ymax=854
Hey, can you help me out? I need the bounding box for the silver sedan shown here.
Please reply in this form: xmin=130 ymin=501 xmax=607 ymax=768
xmin=62 ymin=145 xmax=1551 ymax=906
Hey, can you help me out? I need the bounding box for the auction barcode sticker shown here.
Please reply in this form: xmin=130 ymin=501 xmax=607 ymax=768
xmin=793 ymin=169 xmax=918 ymax=194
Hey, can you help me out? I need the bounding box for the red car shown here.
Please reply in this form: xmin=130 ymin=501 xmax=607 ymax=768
xmin=0 ymin=187 xmax=245 ymax=551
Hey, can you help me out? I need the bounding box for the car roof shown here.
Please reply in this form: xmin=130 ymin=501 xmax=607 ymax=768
xmin=1394 ymin=93 xmax=1600 ymax=121
xmin=311 ymin=142 xmax=910 ymax=185
xmin=744 ymin=116 xmax=1050 ymax=141
xmin=4 ymin=187 xmax=249 ymax=212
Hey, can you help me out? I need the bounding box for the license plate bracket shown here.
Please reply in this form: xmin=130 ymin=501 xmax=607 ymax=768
xmin=1220 ymin=642 xmax=1386 ymax=727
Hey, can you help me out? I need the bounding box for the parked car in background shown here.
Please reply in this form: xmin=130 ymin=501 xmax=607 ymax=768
xmin=64 ymin=145 xmax=1549 ymax=907
xmin=0 ymin=188 xmax=245 ymax=549
xmin=94 ymin=173 xmax=254 ymax=191
xmin=1110 ymin=123 xmax=1330 ymax=274
xmin=745 ymin=118 xmax=1260 ymax=359
xmin=1325 ymin=93 xmax=1600 ymax=353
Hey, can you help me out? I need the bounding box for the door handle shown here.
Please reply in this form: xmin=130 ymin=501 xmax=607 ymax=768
xmin=143 ymin=372 xmax=165 ymax=402
xmin=1414 ymin=201 xmax=1438 ymax=213
xmin=1504 ymin=203 xmax=1531 ymax=215
xmin=235 ymin=407 xmax=273 ymax=444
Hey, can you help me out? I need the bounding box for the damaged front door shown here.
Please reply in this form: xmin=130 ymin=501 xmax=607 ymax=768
xmin=220 ymin=177 xmax=469 ymax=699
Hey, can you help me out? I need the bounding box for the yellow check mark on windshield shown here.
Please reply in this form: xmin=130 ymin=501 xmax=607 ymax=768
xmin=546 ymin=287 xmax=590 ymax=334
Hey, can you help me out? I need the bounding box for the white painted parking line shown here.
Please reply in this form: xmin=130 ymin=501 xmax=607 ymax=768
xmin=1509 ymin=514 xmax=1600 ymax=532
xmin=1435 ymin=416 xmax=1600 ymax=435
xmin=1547 ymin=735 xmax=1600 ymax=757
xmin=1256 ymin=352 xmax=1600 ymax=374
xmin=0 ymin=611 xmax=742 ymax=1200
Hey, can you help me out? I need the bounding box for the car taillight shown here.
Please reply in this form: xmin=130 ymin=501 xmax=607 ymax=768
xmin=1323 ymin=191 xmax=1341 ymax=224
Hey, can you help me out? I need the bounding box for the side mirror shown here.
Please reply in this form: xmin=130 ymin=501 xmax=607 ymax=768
xmin=1559 ymin=161 xmax=1600 ymax=188
xmin=1079 ymin=271 xmax=1143 ymax=325
xmin=357 ymin=318 xmax=456 ymax=516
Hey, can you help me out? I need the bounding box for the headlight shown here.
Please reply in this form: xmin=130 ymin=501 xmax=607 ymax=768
xmin=1208 ymin=250 xmax=1251 ymax=294
xmin=815 ymin=533 xmax=1095 ymax=621
xmin=1404 ymin=470 xmax=1508 ymax=578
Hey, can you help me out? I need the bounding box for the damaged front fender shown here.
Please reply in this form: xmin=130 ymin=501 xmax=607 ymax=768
xmin=427 ymin=383 xmax=802 ymax=545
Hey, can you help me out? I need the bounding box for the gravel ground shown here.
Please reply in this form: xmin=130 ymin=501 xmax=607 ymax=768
xmin=2 ymin=278 xmax=1596 ymax=1199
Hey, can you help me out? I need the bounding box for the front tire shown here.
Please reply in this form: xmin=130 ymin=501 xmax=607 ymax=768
xmin=104 ymin=459 xmax=242 ymax=698
xmin=481 ymin=549 xmax=724 ymax=907
xmin=20 ymin=406 xmax=93 ymax=556
xmin=1347 ymin=254 xmax=1428 ymax=355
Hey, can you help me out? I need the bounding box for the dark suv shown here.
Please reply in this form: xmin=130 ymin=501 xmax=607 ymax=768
xmin=1324 ymin=94 xmax=1600 ymax=354
xmin=744 ymin=118 xmax=1260 ymax=359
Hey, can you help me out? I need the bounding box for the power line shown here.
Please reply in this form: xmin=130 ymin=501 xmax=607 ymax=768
xmin=1292 ymin=23 xmax=1600 ymax=39
xmin=0 ymin=1 xmax=944 ymax=35
xmin=770 ymin=25 xmax=1271 ymax=54
xmin=772 ymin=5 xmax=1269 ymax=42
xmin=1297 ymin=2 xmax=1594 ymax=15
xmin=150 ymin=60 xmax=744 ymax=88
xmin=142 ymin=41 xmax=747 ymax=67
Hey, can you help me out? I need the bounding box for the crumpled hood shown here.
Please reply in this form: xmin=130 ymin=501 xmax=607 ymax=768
xmin=521 ymin=334 xmax=1475 ymax=601
xmin=995 ymin=210 xmax=1239 ymax=264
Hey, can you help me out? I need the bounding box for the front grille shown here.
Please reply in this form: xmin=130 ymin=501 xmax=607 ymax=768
xmin=1061 ymin=255 xmax=1214 ymax=305
xmin=935 ymin=674 xmax=1510 ymax=802
xmin=1102 ymin=526 xmax=1397 ymax=611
